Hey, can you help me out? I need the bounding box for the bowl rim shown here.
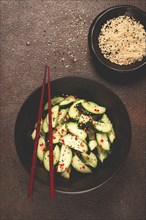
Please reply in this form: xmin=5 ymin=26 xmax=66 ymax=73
xmin=14 ymin=75 xmax=132 ymax=194
xmin=88 ymin=4 xmax=146 ymax=73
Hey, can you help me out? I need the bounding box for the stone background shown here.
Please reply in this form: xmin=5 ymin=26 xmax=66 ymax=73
xmin=0 ymin=0 xmax=145 ymax=220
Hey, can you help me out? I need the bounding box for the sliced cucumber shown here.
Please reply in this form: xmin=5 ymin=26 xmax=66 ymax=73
xmin=60 ymin=96 xmax=76 ymax=108
xmin=52 ymin=105 xmax=59 ymax=128
xmin=37 ymin=137 xmax=46 ymax=161
xmin=97 ymin=145 xmax=108 ymax=163
xmin=51 ymin=96 xmax=64 ymax=106
xmin=57 ymin=108 xmax=68 ymax=125
xmin=72 ymin=154 xmax=92 ymax=173
xmin=87 ymin=128 xmax=95 ymax=140
xmin=44 ymin=96 xmax=64 ymax=110
xmin=57 ymin=144 xmax=72 ymax=172
xmin=93 ymin=114 xmax=112 ymax=133
xmin=61 ymin=166 xmax=71 ymax=180
xmin=52 ymin=124 xmax=67 ymax=144
xmin=78 ymin=114 xmax=92 ymax=127
xmin=82 ymin=101 xmax=106 ymax=114
xmin=32 ymin=120 xmax=44 ymax=139
xmin=88 ymin=140 xmax=97 ymax=151
xmin=42 ymin=115 xmax=49 ymax=133
xmin=108 ymin=127 xmax=116 ymax=143
xmin=81 ymin=152 xmax=98 ymax=168
xmin=60 ymin=134 xmax=88 ymax=153
xmin=43 ymin=145 xmax=60 ymax=172
xmin=66 ymin=122 xmax=87 ymax=141
xmin=31 ymin=129 xmax=36 ymax=140
xmin=96 ymin=133 xmax=110 ymax=151
xmin=68 ymin=99 xmax=85 ymax=120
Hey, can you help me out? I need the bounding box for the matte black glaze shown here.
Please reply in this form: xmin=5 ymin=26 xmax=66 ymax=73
xmin=15 ymin=76 xmax=131 ymax=194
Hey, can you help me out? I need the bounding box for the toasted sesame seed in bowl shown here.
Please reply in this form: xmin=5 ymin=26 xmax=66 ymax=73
xmin=88 ymin=5 xmax=146 ymax=74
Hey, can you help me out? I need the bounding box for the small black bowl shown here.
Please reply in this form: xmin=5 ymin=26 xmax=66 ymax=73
xmin=88 ymin=5 xmax=146 ymax=75
xmin=15 ymin=76 xmax=131 ymax=194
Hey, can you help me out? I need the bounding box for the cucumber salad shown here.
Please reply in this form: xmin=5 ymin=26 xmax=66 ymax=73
xmin=31 ymin=95 xmax=116 ymax=180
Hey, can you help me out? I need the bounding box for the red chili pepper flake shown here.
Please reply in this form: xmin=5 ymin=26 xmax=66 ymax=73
xmin=75 ymin=137 xmax=78 ymax=140
xmin=100 ymin=139 xmax=104 ymax=143
xmin=40 ymin=143 xmax=44 ymax=146
xmin=73 ymin=106 xmax=76 ymax=108
xmin=59 ymin=163 xmax=64 ymax=167
xmin=84 ymin=128 xmax=88 ymax=133
xmin=74 ymin=95 xmax=77 ymax=99
xmin=82 ymin=166 xmax=85 ymax=169
xmin=59 ymin=112 xmax=62 ymax=116
xmin=52 ymin=136 xmax=56 ymax=139
xmin=42 ymin=147 xmax=47 ymax=152
xmin=80 ymin=142 xmax=84 ymax=147
xmin=65 ymin=115 xmax=69 ymax=120
xmin=94 ymin=109 xmax=99 ymax=112
xmin=83 ymin=149 xmax=86 ymax=152
xmin=66 ymin=168 xmax=70 ymax=173
xmin=51 ymin=111 xmax=54 ymax=114
xmin=61 ymin=139 xmax=64 ymax=143
xmin=61 ymin=129 xmax=65 ymax=133
xmin=54 ymin=128 xmax=58 ymax=132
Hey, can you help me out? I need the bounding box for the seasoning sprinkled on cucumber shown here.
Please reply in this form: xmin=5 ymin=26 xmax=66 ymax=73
xmin=31 ymin=95 xmax=116 ymax=179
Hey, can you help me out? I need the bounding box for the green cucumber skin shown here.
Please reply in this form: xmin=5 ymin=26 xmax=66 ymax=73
xmin=31 ymin=95 xmax=116 ymax=178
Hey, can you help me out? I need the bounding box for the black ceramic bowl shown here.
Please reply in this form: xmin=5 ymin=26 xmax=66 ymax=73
xmin=15 ymin=76 xmax=131 ymax=194
xmin=88 ymin=5 xmax=146 ymax=74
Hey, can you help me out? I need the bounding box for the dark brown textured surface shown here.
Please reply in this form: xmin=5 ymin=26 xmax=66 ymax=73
xmin=0 ymin=1 xmax=146 ymax=220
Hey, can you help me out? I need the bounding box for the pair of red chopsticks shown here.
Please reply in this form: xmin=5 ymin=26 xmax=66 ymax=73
xmin=28 ymin=65 xmax=55 ymax=198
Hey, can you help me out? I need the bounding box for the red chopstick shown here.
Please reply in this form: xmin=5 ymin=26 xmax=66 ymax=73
xmin=47 ymin=65 xmax=55 ymax=198
xmin=28 ymin=70 xmax=47 ymax=197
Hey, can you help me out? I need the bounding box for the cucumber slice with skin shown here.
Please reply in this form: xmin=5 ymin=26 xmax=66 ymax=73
xmin=88 ymin=140 xmax=97 ymax=151
xmin=43 ymin=145 xmax=60 ymax=172
xmin=66 ymin=122 xmax=87 ymax=141
xmin=51 ymin=96 xmax=64 ymax=106
xmin=81 ymin=152 xmax=98 ymax=168
xmin=42 ymin=104 xmax=60 ymax=131
xmin=57 ymin=144 xmax=72 ymax=172
xmin=37 ymin=137 xmax=46 ymax=161
xmin=60 ymin=96 xmax=76 ymax=108
xmin=92 ymin=114 xmax=112 ymax=133
xmin=61 ymin=166 xmax=71 ymax=180
xmin=44 ymin=96 xmax=64 ymax=110
xmin=108 ymin=127 xmax=116 ymax=143
xmin=42 ymin=115 xmax=49 ymax=133
xmin=82 ymin=101 xmax=106 ymax=114
xmin=57 ymin=108 xmax=68 ymax=125
xmin=97 ymin=145 xmax=108 ymax=163
xmin=68 ymin=99 xmax=85 ymax=120
xmin=78 ymin=114 xmax=92 ymax=126
xmin=52 ymin=124 xmax=67 ymax=144
xmin=52 ymin=105 xmax=59 ymax=128
xmin=72 ymin=154 xmax=92 ymax=173
xmin=31 ymin=129 xmax=36 ymax=140
xmin=60 ymin=134 xmax=88 ymax=153
xmin=96 ymin=133 xmax=110 ymax=151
